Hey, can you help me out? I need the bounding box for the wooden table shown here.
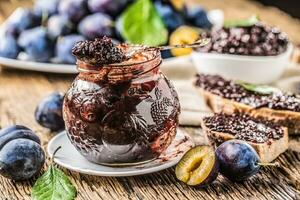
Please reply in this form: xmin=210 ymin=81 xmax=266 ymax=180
xmin=0 ymin=0 xmax=300 ymax=199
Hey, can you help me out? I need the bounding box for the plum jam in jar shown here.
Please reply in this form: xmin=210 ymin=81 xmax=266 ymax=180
xmin=63 ymin=37 xmax=180 ymax=165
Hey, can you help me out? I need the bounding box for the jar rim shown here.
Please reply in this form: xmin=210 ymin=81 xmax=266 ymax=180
xmin=77 ymin=49 xmax=161 ymax=74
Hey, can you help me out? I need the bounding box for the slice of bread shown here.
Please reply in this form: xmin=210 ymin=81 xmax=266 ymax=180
xmin=199 ymin=88 xmax=300 ymax=135
xmin=201 ymin=113 xmax=289 ymax=163
xmin=194 ymin=74 xmax=300 ymax=135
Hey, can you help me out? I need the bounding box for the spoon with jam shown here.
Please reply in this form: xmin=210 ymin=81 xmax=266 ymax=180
xmin=125 ymin=38 xmax=211 ymax=60
xmin=72 ymin=36 xmax=210 ymax=66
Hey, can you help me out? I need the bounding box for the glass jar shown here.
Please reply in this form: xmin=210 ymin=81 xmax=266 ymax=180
xmin=63 ymin=50 xmax=180 ymax=165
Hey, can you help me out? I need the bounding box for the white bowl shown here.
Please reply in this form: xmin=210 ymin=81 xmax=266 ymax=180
xmin=191 ymin=43 xmax=293 ymax=84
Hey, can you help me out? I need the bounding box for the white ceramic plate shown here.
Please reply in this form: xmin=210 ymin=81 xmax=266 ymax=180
xmin=47 ymin=129 xmax=194 ymax=177
xmin=0 ymin=56 xmax=78 ymax=73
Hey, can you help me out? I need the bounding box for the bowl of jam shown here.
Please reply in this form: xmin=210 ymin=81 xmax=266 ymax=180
xmin=191 ymin=22 xmax=292 ymax=84
xmin=63 ymin=37 xmax=180 ymax=166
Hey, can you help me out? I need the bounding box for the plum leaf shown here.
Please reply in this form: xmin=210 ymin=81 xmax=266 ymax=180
xmin=237 ymin=81 xmax=280 ymax=95
xmin=224 ymin=15 xmax=259 ymax=28
xmin=31 ymin=165 xmax=76 ymax=200
xmin=119 ymin=0 xmax=168 ymax=46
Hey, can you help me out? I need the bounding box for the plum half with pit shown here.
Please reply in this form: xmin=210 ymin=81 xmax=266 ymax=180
xmin=35 ymin=92 xmax=65 ymax=131
xmin=0 ymin=125 xmax=45 ymax=181
xmin=0 ymin=34 xmax=20 ymax=59
xmin=47 ymin=15 xmax=74 ymax=39
xmin=78 ymin=13 xmax=113 ymax=39
xmin=58 ymin=0 xmax=88 ymax=23
xmin=18 ymin=27 xmax=53 ymax=62
xmin=175 ymin=145 xmax=219 ymax=186
xmin=216 ymin=140 xmax=260 ymax=182
xmin=55 ymin=34 xmax=85 ymax=64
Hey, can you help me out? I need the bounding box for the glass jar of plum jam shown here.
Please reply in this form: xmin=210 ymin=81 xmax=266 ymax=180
xmin=63 ymin=48 xmax=180 ymax=165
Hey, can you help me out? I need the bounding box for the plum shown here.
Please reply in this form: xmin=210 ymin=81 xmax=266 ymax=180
xmin=175 ymin=145 xmax=219 ymax=186
xmin=78 ymin=13 xmax=113 ymax=39
xmin=18 ymin=27 xmax=53 ymax=62
xmin=58 ymin=0 xmax=88 ymax=23
xmin=87 ymin=0 xmax=128 ymax=17
xmin=216 ymin=140 xmax=260 ymax=182
xmin=35 ymin=92 xmax=65 ymax=131
xmin=55 ymin=34 xmax=85 ymax=64
xmin=184 ymin=5 xmax=212 ymax=29
xmin=4 ymin=8 xmax=40 ymax=37
xmin=154 ymin=1 xmax=184 ymax=32
xmin=0 ymin=125 xmax=40 ymax=149
xmin=0 ymin=139 xmax=45 ymax=181
xmin=47 ymin=15 xmax=74 ymax=39
xmin=0 ymin=34 xmax=20 ymax=59
xmin=34 ymin=0 xmax=60 ymax=17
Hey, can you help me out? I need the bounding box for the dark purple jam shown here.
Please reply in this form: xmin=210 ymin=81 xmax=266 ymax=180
xmin=72 ymin=36 xmax=126 ymax=66
xmin=195 ymin=74 xmax=300 ymax=112
xmin=196 ymin=23 xmax=288 ymax=56
xmin=203 ymin=113 xmax=284 ymax=143
xmin=64 ymin=42 xmax=180 ymax=165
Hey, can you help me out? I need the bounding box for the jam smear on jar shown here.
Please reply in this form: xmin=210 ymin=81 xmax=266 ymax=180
xmin=63 ymin=37 xmax=180 ymax=165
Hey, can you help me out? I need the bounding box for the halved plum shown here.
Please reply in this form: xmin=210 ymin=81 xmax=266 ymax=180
xmin=175 ymin=145 xmax=219 ymax=186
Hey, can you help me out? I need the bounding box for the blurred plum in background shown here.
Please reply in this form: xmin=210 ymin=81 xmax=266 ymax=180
xmin=0 ymin=35 xmax=20 ymax=59
xmin=34 ymin=0 xmax=59 ymax=17
xmin=47 ymin=15 xmax=74 ymax=39
xmin=184 ymin=5 xmax=212 ymax=29
xmin=154 ymin=1 xmax=185 ymax=32
xmin=55 ymin=34 xmax=85 ymax=64
xmin=58 ymin=0 xmax=88 ymax=23
xmin=88 ymin=0 xmax=128 ymax=17
xmin=18 ymin=27 xmax=53 ymax=62
xmin=4 ymin=8 xmax=40 ymax=37
xmin=78 ymin=13 xmax=113 ymax=39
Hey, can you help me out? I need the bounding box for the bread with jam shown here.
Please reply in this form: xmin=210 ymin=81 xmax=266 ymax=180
xmin=201 ymin=113 xmax=288 ymax=162
xmin=195 ymin=74 xmax=300 ymax=135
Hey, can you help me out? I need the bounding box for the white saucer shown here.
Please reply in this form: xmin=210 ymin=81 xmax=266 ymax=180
xmin=47 ymin=129 xmax=194 ymax=177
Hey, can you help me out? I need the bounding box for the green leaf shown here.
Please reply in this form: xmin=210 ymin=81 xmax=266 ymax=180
xmin=224 ymin=15 xmax=259 ymax=28
xmin=119 ymin=0 xmax=168 ymax=46
xmin=31 ymin=165 xmax=77 ymax=200
xmin=237 ymin=82 xmax=280 ymax=95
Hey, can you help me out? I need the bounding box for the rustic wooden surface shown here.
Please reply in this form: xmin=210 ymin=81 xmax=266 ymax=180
xmin=0 ymin=0 xmax=300 ymax=199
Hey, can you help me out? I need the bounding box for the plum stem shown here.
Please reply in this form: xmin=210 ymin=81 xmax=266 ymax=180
xmin=51 ymin=146 xmax=62 ymax=163
xmin=257 ymin=162 xmax=280 ymax=167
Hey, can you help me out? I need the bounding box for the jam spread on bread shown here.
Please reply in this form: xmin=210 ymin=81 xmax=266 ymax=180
xmin=195 ymin=74 xmax=300 ymax=112
xmin=203 ymin=113 xmax=284 ymax=143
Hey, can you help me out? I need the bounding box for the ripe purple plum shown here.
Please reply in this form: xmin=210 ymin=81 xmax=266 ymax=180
xmin=0 ymin=34 xmax=20 ymax=59
xmin=18 ymin=27 xmax=53 ymax=62
xmin=47 ymin=15 xmax=74 ymax=39
xmin=34 ymin=0 xmax=60 ymax=17
xmin=55 ymin=34 xmax=85 ymax=64
xmin=35 ymin=92 xmax=65 ymax=131
xmin=78 ymin=13 xmax=113 ymax=39
xmin=216 ymin=140 xmax=260 ymax=182
xmin=58 ymin=0 xmax=88 ymax=23
xmin=0 ymin=125 xmax=44 ymax=181
xmin=87 ymin=0 xmax=128 ymax=17
xmin=4 ymin=8 xmax=40 ymax=37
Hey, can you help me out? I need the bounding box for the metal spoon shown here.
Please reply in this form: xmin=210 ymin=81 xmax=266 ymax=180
xmin=125 ymin=38 xmax=211 ymax=59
